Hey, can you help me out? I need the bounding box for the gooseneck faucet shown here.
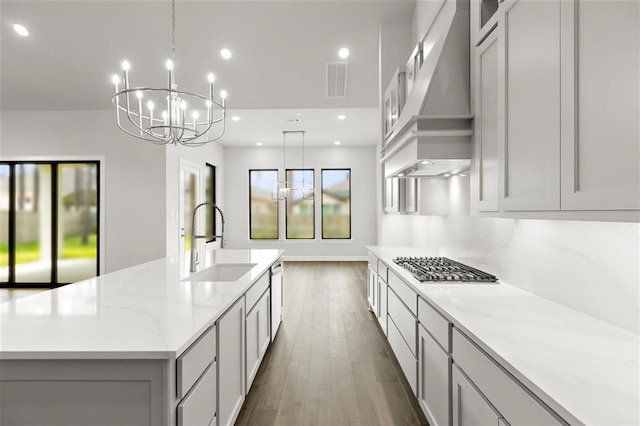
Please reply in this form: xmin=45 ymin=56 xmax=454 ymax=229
xmin=190 ymin=202 xmax=225 ymax=272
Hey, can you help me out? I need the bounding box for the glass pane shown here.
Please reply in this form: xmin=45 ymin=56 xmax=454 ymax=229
xmin=205 ymin=164 xmax=216 ymax=242
xmin=15 ymin=164 xmax=52 ymax=283
xmin=286 ymin=169 xmax=314 ymax=239
xmin=57 ymin=163 xmax=98 ymax=283
xmin=322 ymin=169 xmax=351 ymax=239
xmin=250 ymin=170 xmax=278 ymax=239
xmin=0 ymin=165 xmax=9 ymax=282
xmin=183 ymin=168 xmax=198 ymax=254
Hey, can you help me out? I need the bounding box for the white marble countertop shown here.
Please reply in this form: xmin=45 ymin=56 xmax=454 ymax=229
xmin=0 ymin=249 xmax=283 ymax=360
xmin=368 ymin=245 xmax=640 ymax=426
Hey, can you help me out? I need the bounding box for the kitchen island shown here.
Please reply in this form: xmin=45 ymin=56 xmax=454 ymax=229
xmin=0 ymin=248 xmax=283 ymax=426
xmin=368 ymin=246 xmax=639 ymax=426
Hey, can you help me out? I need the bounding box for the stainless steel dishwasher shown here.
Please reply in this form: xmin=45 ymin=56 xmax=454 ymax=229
xmin=270 ymin=258 xmax=284 ymax=340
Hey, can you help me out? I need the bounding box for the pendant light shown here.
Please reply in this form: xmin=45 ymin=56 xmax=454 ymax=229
xmin=272 ymin=131 xmax=314 ymax=200
xmin=299 ymin=131 xmax=315 ymax=199
xmin=272 ymin=131 xmax=291 ymax=200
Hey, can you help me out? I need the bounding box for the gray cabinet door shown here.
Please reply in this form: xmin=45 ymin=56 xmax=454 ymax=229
xmin=498 ymin=0 xmax=561 ymax=211
xmin=560 ymin=0 xmax=640 ymax=210
xmin=474 ymin=28 xmax=500 ymax=212
xmin=246 ymin=289 xmax=270 ymax=392
xmin=452 ymin=365 xmax=500 ymax=426
xmin=418 ymin=325 xmax=451 ymax=426
xmin=217 ymin=297 xmax=245 ymax=426
xmin=368 ymin=265 xmax=377 ymax=313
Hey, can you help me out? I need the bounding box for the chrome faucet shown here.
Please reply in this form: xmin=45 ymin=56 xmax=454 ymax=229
xmin=190 ymin=202 xmax=225 ymax=272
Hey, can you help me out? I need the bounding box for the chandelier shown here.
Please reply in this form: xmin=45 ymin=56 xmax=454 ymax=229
xmin=272 ymin=131 xmax=315 ymax=200
xmin=111 ymin=0 xmax=227 ymax=146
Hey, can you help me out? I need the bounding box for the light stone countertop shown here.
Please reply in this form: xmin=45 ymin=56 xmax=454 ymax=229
xmin=0 ymin=249 xmax=283 ymax=360
xmin=368 ymin=245 xmax=639 ymax=426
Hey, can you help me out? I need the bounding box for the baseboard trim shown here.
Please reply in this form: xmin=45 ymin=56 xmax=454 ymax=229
xmin=283 ymin=256 xmax=368 ymax=262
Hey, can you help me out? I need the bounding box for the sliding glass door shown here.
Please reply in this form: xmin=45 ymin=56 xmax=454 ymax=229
xmin=0 ymin=161 xmax=99 ymax=288
xmin=14 ymin=164 xmax=53 ymax=283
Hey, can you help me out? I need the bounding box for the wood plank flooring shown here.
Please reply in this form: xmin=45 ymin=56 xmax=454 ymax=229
xmin=237 ymin=261 xmax=428 ymax=426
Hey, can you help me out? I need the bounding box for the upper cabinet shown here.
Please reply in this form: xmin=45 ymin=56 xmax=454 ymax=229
xmin=384 ymin=67 xmax=407 ymax=141
xmin=498 ymin=0 xmax=561 ymax=211
xmin=474 ymin=29 xmax=499 ymax=212
xmin=560 ymin=0 xmax=640 ymax=211
xmin=477 ymin=0 xmax=639 ymax=219
xmin=470 ymin=0 xmax=499 ymax=46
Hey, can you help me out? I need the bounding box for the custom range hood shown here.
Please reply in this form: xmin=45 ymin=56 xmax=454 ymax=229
xmin=381 ymin=0 xmax=472 ymax=178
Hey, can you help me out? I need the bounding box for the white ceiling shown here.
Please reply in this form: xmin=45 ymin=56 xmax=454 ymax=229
xmin=0 ymin=0 xmax=415 ymax=146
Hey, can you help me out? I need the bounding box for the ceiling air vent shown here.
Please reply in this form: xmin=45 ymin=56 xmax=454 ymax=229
xmin=326 ymin=61 xmax=348 ymax=98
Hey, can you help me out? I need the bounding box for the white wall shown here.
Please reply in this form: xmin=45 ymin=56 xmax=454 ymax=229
xmin=223 ymin=145 xmax=377 ymax=259
xmin=381 ymin=213 xmax=640 ymax=335
xmin=0 ymin=110 xmax=166 ymax=273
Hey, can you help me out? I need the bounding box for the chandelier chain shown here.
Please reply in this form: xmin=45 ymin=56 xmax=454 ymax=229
xmin=283 ymin=132 xmax=287 ymax=173
xmin=171 ymin=0 xmax=176 ymax=63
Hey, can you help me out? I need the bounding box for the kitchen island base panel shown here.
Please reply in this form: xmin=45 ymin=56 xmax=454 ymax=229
xmin=0 ymin=359 xmax=170 ymax=426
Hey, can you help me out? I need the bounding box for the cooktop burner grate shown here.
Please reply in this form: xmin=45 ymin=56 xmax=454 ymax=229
xmin=392 ymin=257 xmax=498 ymax=283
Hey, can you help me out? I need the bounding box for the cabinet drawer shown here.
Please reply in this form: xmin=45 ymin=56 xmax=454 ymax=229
xmin=388 ymin=288 xmax=417 ymax=356
xmin=418 ymin=297 xmax=451 ymax=352
xmin=245 ymin=271 xmax=269 ymax=312
xmin=368 ymin=253 xmax=378 ymax=272
xmin=178 ymin=361 xmax=217 ymax=426
xmin=377 ymin=261 xmax=388 ymax=283
xmin=388 ymin=271 xmax=417 ymax=315
xmin=177 ymin=326 xmax=216 ymax=399
xmin=452 ymin=328 xmax=564 ymax=425
xmin=388 ymin=316 xmax=417 ymax=395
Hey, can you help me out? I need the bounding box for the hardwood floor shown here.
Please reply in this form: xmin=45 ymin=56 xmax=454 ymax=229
xmin=237 ymin=261 xmax=428 ymax=426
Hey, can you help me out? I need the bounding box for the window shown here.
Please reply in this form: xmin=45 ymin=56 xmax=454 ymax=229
xmin=0 ymin=161 xmax=100 ymax=287
xmin=321 ymin=169 xmax=351 ymax=239
xmin=205 ymin=164 xmax=216 ymax=243
xmin=285 ymin=169 xmax=314 ymax=239
xmin=249 ymin=170 xmax=279 ymax=239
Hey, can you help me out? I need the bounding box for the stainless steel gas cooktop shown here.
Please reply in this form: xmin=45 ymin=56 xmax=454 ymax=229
xmin=393 ymin=257 xmax=498 ymax=283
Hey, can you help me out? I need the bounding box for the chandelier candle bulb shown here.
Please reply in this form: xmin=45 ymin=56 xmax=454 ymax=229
xmin=122 ymin=61 xmax=130 ymax=90
xmin=148 ymin=102 xmax=155 ymax=130
xmin=137 ymin=92 xmax=143 ymax=136
xmin=192 ymin=111 xmax=199 ymax=130
xmin=111 ymin=75 xmax=120 ymax=92
xmin=208 ymin=73 xmax=215 ymax=99
xmin=166 ymin=59 xmax=174 ymax=88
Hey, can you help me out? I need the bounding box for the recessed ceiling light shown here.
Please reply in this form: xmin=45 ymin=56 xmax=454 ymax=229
xmin=443 ymin=174 xmax=451 ymax=178
xmin=398 ymin=173 xmax=405 ymax=177
xmin=338 ymin=47 xmax=350 ymax=59
xmin=256 ymin=141 xmax=263 ymax=146
xmin=231 ymin=115 xmax=240 ymax=122
xmin=220 ymin=48 xmax=232 ymax=60
xmin=337 ymin=114 xmax=346 ymax=120
xmin=13 ymin=24 xmax=29 ymax=37
xmin=459 ymin=174 xmax=466 ymax=177
xmin=421 ymin=160 xmax=431 ymax=165
xmin=334 ymin=141 xmax=341 ymax=146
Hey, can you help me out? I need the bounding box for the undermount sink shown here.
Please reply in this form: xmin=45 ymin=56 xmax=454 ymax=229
xmin=182 ymin=263 xmax=257 ymax=282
